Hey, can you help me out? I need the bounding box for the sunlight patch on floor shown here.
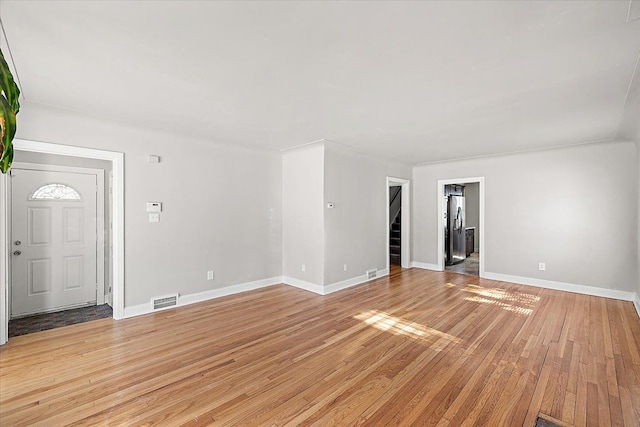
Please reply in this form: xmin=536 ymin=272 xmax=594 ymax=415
xmin=354 ymin=310 xmax=461 ymax=344
xmin=445 ymin=283 xmax=539 ymax=316
xmin=463 ymin=295 xmax=534 ymax=315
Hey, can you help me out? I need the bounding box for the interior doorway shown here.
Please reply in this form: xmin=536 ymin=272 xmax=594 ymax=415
xmin=10 ymin=163 xmax=105 ymax=318
xmin=389 ymin=185 xmax=402 ymax=266
xmin=443 ymin=182 xmax=480 ymax=276
xmin=0 ymin=139 xmax=125 ymax=345
xmin=386 ymin=177 xmax=411 ymax=271
xmin=437 ymin=177 xmax=485 ymax=277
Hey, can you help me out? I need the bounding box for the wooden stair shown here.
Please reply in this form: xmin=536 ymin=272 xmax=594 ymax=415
xmin=390 ymin=211 xmax=401 ymax=265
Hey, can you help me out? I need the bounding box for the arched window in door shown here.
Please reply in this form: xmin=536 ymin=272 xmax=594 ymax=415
xmin=29 ymin=183 xmax=82 ymax=201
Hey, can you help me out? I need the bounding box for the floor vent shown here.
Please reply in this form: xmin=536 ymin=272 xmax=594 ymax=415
xmin=152 ymin=294 xmax=178 ymax=310
xmin=367 ymin=269 xmax=377 ymax=279
xmin=535 ymin=414 xmax=571 ymax=427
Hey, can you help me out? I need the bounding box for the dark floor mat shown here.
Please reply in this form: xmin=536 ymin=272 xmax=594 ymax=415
xmin=9 ymin=304 xmax=112 ymax=337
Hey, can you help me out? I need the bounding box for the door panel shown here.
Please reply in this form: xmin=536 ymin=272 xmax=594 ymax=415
xmin=63 ymin=208 xmax=84 ymax=244
xmin=28 ymin=207 xmax=52 ymax=245
xmin=11 ymin=168 xmax=98 ymax=317
xmin=63 ymin=256 xmax=84 ymax=290
xmin=28 ymin=259 xmax=52 ymax=295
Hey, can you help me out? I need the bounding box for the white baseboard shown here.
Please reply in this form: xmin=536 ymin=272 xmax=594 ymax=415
xmin=324 ymin=268 xmax=390 ymax=294
xmin=124 ymin=269 xmax=393 ymax=319
xmin=122 ymin=302 xmax=150 ymax=319
xmin=281 ymin=276 xmax=324 ymax=295
xmin=284 ymin=268 xmax=391 ymax=296
xmin=411 ymin=261 xmax=441 ymax=271
xmin=483 ymin=271 xmax=636 ymax=302
xmin=122 ymin=276 xmax=282 ymax=319
xmin=121 ymin=271 xmax=640 ymax=321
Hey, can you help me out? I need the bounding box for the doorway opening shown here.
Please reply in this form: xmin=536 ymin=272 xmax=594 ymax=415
xmin=389 ymin=186 xmax=402 ymax=266
xmin=0 ymin=139 xmax=124 ymax=345
xmin=386 ymin=177 xmax=410 ymax=272
xmin=8 ymin=161 xmax=108 ymax=337
xmin=437 ymin=177 xmax=485 ymax=277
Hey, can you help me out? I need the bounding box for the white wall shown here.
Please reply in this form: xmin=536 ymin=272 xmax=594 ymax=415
xmin=637 ymin=141 xmax=640 ymax=297
xmin=323 ymin=143 xmax=411 ymax=285
xmin=413 ymin=141 xmax=637 ymax=293
xmin=15 ymin=102 xmax=282 ymax=307
xmin=282 ymin=144 xmax=325 ymax=286
xmin=465 ymin=182 xmax=480 ymax=252
xmin=634 ymin=120 xmax=640 ymax=299
xmin=281 ymin=141 xmax=411 ymax=290
xmin=616 ymin=61 xmax=640 ymax=301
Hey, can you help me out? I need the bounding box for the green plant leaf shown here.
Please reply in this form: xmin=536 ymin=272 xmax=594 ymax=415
xmin=0 ymin=49 xmax=20 ymax=113
xmin=0 ymin=47 xmax=20 ymax=173
xmin=0 ymin=95 xmax=16 ymax=173
xmin=0 ymin=134 xmax=13 ymax=173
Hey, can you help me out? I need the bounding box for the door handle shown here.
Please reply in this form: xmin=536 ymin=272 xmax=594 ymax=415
xmin=13 ymin=250 xmax=21 ymax=256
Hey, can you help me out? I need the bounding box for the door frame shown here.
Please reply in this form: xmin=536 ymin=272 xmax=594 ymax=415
xmin=386 ymin=177 xmax=411 ymax=270
xmin=9 ymin=162 xmax=106 ymax=317
xmin=437 ymin=177 xmax=485 ymax=276
xmin=1 ymin=139 xmax=124 ymax=345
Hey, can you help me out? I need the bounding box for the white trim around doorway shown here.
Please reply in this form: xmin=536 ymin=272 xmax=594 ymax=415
xmin=11 ymin=162 xmax=106 ymax=313
xmin=437 ymin=177 xmax=485 ymax=277
xmin=0 ymin=139 xmax=124 ymax=346
xmin=386 ymin=177 xmax=411 ymax=271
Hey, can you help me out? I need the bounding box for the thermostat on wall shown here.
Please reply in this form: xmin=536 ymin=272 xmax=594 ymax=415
xmin=146 ymin=202 xmax=162 ymax=212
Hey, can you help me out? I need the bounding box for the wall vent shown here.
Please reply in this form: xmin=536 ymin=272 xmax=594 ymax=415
xmin=152 ymin=294 xmax=178 ymax=310
xmin=367 ymin=269 xmax=377 ymax=279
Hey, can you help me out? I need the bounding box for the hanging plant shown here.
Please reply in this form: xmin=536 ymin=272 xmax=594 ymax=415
xmin=0 ymin=47 xmax=20 ymax=173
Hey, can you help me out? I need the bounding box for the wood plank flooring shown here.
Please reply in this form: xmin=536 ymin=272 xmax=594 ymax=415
xmin=1 ymin=267 xmax=639 ymax=426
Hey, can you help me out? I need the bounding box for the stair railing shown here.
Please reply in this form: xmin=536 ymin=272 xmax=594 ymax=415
xmin=389 ymin=186 xmax=402 ymax=227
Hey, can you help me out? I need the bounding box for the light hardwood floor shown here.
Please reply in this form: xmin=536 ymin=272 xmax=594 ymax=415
xmin=1 ymin=267 xmax=639 ymax=426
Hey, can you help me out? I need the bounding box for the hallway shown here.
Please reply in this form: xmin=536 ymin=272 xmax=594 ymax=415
xmin=445 ymin=252 xmax=479 ymax=276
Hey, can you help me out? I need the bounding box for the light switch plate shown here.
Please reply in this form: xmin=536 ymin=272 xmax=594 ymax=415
xmin=146 ymin=202 xmax=162 ymax=212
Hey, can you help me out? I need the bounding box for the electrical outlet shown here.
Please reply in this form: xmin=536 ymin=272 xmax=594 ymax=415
xmin=148 ymin=213 xmax=160 ymax=223
xmin=344 ymin=264 xmax=348 ymax=272
xmin=538 ymin=262 xmax=546 ymax=271
xmin=207 ymin=270 xmax=215 ymax=280
xmin=301 ymin=264 xmax=306 ymax=272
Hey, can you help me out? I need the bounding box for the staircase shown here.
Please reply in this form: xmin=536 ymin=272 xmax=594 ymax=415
xmin=390 ymin=211 xmax=401 ymax=265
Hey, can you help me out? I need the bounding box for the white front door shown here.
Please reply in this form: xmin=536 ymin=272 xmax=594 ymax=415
xmin=11 ymin=167 xmax=98 ymax=317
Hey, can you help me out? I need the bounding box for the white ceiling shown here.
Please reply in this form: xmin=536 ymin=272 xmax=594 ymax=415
xmin=2 ymin=1 xmax=639 ymax=164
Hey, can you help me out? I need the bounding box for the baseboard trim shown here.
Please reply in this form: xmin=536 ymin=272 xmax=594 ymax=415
xmin=483 ymin=272 xmax=636 ymax=302
xmin=324 ymin=268 xmax=390 ymax=295
xmin=281 ymin=276 xmax=324 ymax=295
xmin=411 ymin=261 xmax=441 ymax=271
xmin=122 ymin=303 xmax=150 ymax=319
xmin=179 ymin=277 xmax=282 ymax=305
xmin=123 ymin=276 xmax=282 ymax=319
xmin=122 ymin=271 xmax=640 ymax=320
